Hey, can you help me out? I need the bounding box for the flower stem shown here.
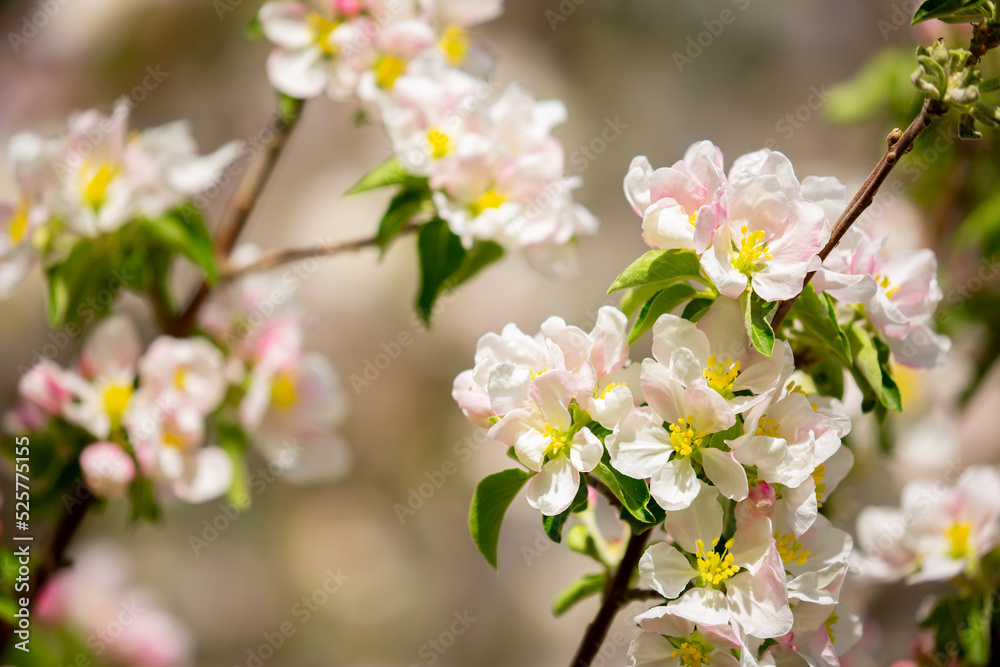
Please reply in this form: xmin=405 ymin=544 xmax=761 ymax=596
xmin=568 ymin=528 xmax=651 ymax=667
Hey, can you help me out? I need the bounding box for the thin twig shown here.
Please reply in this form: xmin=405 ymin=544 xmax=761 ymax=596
xmin=170 ymin=98 xmax=306 ymax=336
xmin=568 ymin=529 xmax=651 ymax=667
xmin=770 ymin=98 xmax=944 ymax=331
xmin=621 ymin=588 xmax=663 ymax=603
xmin=222 ymin=224 xmax=418 ymax=282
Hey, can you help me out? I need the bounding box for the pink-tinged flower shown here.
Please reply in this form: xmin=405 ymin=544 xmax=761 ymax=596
xmin=700 ymin=172 xmax=829 ymax=302
xmin=540 ymin=306 xmax=630 ymax=381
xmin=815 ymin=227 xmax=948 ymax=368
xmin=57 ymin=101 xmax=241 ymax=236
xmin=763 ymin=602 xmax=863 ymax=667
xmin=606 ymin=367 xmax=744 ymax=510
xmin=0 ymin=132 xmax=59 ymax=297
xmin=639 ymin=489 xmax=793 ymax=639
xmin=771 ymin=508 xmax=852 ymax=607
xmin=18 ymin=359 xmax=77 ymax=416
xmin=778 ymin=445 xmax=854 ymax=538
xmin=138 ymin=336 xmax=227 ymax=415
xmin=853 ymin=467 xmax=1000 ymax=583
xmin=125 ymin=392 xmax=233 ymax=504
xmin=62 ymin=315 xmax=142 ymax=439
xmin=435 ymin=0 xmax=504 ymax=27
xmin=649 ymin=301 xmax=795 ymax=412
xmin=728 ymin=391 xmax=842 ymax=490
xmin=489 ymin=369 xmax=602 ymax=515
xmin=627 ymin=605 xmax=746 ymax=667
xmin=79 ymin=441 xmax=136 ymax=499
xmin=624 ymin=141 xmax=726 ymax=252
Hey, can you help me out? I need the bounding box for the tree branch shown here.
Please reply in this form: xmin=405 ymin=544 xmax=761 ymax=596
xmin=170 ymin=98 xmax=307 ymax=336
xmin=584 ymin=473 xmax=624 ymax=512
xmin=568 ymin=529 xmax=651 ymax=667
xmin=770 ymin=98 xmax=945 ymax=331
xmin=221 ymin=225 xmax=418 ymax=282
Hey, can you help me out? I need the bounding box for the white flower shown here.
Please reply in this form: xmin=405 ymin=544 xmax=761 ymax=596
xmin=138 ymin=336 xmax=228 ymax=415
xmin=627 ymin=605 xmax=745 ymax=667
xmin=489 ymin=369 xmax=602 ymax=515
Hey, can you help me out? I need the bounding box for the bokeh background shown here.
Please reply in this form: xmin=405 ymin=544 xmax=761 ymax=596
xmin=1 ymin=0 xmax=999 ymax=665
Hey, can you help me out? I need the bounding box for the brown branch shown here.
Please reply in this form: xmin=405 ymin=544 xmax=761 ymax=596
xmin=770 ymin=98 xmax=945 ymax=331
xmin=222 ymin=224 xmax=418 ymax=282
xmin=170 ymin=98 xmax=307 ymax=336
xmin=568 ymin=529 xmax=651 ymax=667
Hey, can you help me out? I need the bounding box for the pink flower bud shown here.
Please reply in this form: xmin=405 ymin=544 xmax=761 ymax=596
xmin=334 ymin=0 xmax=362 ymax=17
xmin=80 ymin=442 xmax=136 ymax=499
xmin=746 ymin=480 xmax=776 ymax=517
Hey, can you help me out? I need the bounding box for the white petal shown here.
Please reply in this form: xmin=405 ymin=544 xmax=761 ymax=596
xmin=701 ymin=448 xmax=748 ymax=501
xmin=639 ymin=543 xmax=697 ymax=599
xmin=664 ymin=486 xmax=723 ymax=554
xmin=570 ymin=427 xmax=604 ymax=473
xmin=651 ymin=458 xmax=702 ymax=511
xmin=667 ymin=587 xmax=731 ymax=627
xmin=525 ymin=458 xmax=579 ymax=516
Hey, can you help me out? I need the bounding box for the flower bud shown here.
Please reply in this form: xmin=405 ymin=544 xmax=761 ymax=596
xmin=746 ymin=480 xmax=777 ymax=517
xmin=80 ymin=441 xmax=136 ymax=499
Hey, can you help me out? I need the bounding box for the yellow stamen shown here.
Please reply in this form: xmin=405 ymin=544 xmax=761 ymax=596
xmin=732 ymin=225 xmax=773 ymax=274
xmin=688 ymin=212 xmax=697 ymax=226
xmin=529 ymin=368 xmax=548 ymax=380
xmin=703 ymin=354 xmax=740 ymax=394
xmin=875 ymin=274 xmax=900 ymax=300
xmin=80 ymin=160 xmax=119 ymax=211
xmin=668 ymin=414 xmax=706 ymax=457
xmin=945 ymin=521 xmax=973 ymax=560
xmin=8 ymin=200 xmax=29 ymax=245
xmin=271 ymin=372 xmax=298 ymax=410
xmin=174 ymin=368 xmax=187 ymax=391
xmin=596 ymin=382 xmax=624 ymax=400
xmin=812 ymin=463 xmax=827 ymax=508
xmin=472 ymin=188 xmax=505 ymax=215
xmin=671 ymin=634 xmax=713 ymax=667
xmin=775 ymin=530 xmax=811 ymax=566
xmin=375 ymin=55 xmax=406 ymax=88
xmin=825 ymin=612 xmax=839 ymax=644
xmin=102 ymin=383 xmax=133 ymax=429
xmin=163 ymin=430 xmax=184 ymax=449
xmin=695 ymin=537 xmax=740 ymax=587
xmin=438 ymin=24 xmax=469 ymax=65
xmin=755 ymin=415 xmax=781 ymax=438
xmin=543 ymin=423 xmax=571 ymax=459
xmin=308 ymin=13 xmax=340 ymax=56
xmin=426 ymin=126 xmax=451 ymax=159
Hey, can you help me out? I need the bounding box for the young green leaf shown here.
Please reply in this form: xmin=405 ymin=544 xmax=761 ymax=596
xmin=346 ymin=157 xmax=424 ymax=194
xmin=741 ymin=292 xmax=777 ymax=357
xmin=681 ymin=296 xmax=715 ymax=322
xmin=469 ymin=468 xmax=534 ymax=570
xmin=415 ymin=219 xmax=467 ymax=323
xmin=629 ymin=284 xmax=699 ymax=344
xmin=375 ymin=188 xmax=429 ymax=254
xmin=591 ymin=460 xmax=656 ymax=524
xmin=141 ymin=207 xmax=219 ymax=283
xmin=912 ymin=0 xmax=994 ymax=24
xmin=552 ymin=573 xmax=606 ymax=616
xmin=788 ymin=284 xmax=852 ymax=366
xmin=847 ymin=323 xmax=903 ymax=412
xmin=446 ymin=240 xmax=504 ymax=289
xmin=608 ymin=249 xmax=704 ymax=293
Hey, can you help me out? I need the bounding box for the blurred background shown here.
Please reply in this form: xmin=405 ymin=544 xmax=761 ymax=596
xmin=1 ymin=0 xmax=999 ymax=664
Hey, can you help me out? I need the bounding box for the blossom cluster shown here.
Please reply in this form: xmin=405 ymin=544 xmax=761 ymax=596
xmin=258 ymin=0 xmax=596 ymax=277
xmin=0 ymin=101 xmax=240 ymax=298
xmin=454 ymin=298 xmax=860 ymax=664
xmin=5 ymin=249 xmax=349 ymax=505
xmin=855 ymin=465 xmax=1000 ymax=584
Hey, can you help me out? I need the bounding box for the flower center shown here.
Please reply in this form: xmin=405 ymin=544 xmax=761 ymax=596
xmin=774 ymin=530 xmax=811 ymax=566
xmin=271 ymin=372 xmax=298 ymax=410
xmin=668 ymin=414 xmax=706 ymax=457
xmin=543 ymin=423 xmax=572 ymax=459
xmin=732 ymin=225 xmax=772 ymax=274
xmin=688 ymin=211 xmax=697 ymax=226
xmin=426 ymin=127 xmax=452 ymax=159
xmin=812 ymin=463 xmax=827 ymax=508
xmin=472 ymin=188 xmax=505 ymax=215
xmin=596 ymin=382 xmax=624 ymax=400
xmin=438 ymin=24 xmax=469 ymax=65
xmin=671 ymin=634 xmax=713 ymax=667
xmin=945 ymin=521 xmax=973 ymax=559
xmin=163 ymin=430 xmax=185 ymax=449
xmin=875 ymin=274 xmax=900 ymax=299
xmin=375 ymin=55 xmax=407 ymax=88
xmin=703 ymin=354 xmax=739 ymax=394
xmin=755 ymin=415 xmax=781 ymax=437
xmin=174 ymin=368 xmax=188 ymax=391
xmin=102 ymin=382 xmax=133 ymax=428
xmin=80 ymin=160 xmax=119 ymax=211
xmin=695 ymin=537 xmax=740 ymax=587
xmin=307 ymin=13 xmax=340 ymax=56
xmin=9 ymin=200 xmax=29 ymax=245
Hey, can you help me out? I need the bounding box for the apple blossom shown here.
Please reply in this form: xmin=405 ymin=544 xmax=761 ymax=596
xmin=79 ymin=441 xmax=136 ymax=499
xmin=627 ymin=605 xmax=746 ymax=667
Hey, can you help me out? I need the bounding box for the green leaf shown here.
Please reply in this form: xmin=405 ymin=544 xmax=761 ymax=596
xmin=981 ymin=77 xmax=1000 ymax=92
xmin=375 ymin=188 xmax=430 ymax=254
xmin=446 ymin=240 xmax=504 ymax=289
xmin=128 ymin=477 xmax=162 ymax=524
xmin=219 ymin=423 xmax=251 ymax=510
xmin=971 ymin=102 xmax=1000 ymax=128
xmin=608 ymin=249 xmax=703 ymax=294
xmin=912 ymin=0 xmax=994 ymax=24
xmin=789 ymin=284 xmax=852 ymax=365
xmin=960 ymin=113 xmax=985 ymax=140
xmin=591 ymin=460 xmax=656 ymax=524
xmin=681 ymin=296 xmax=715 ymax=322
xmin=415 ymin=219 xmax=467 ymax=323
xmin=552 ymin=573 xmax=606 ymax=616
xmin=566 ymin=524 xmax=606 ymax=565
xmin=45 ymin=238 xmax=123 ymax=328
xmin=872 ymin=335 xmax=903 ymax=412
xmin=628 ymin=284 xmax=698 ymax=344
xmin=141 ymin=207 xmax=219 ymax=283
xmin=741 ymin=292 xmax=777 ymax=357
xmin=542 ymin=478 xmax=589 ymax=543
xmin=469 ymin=468 xmax=533 ymax=570
xmin=847 ymin=323 xmax=901 ymax=412
xmin=619 ymin=284 xmax=664 ymax=319
xmin=826 ymin=50 xmax=916 ymax=125
xmin=346 ymin=157 xmax=423 ymax=195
